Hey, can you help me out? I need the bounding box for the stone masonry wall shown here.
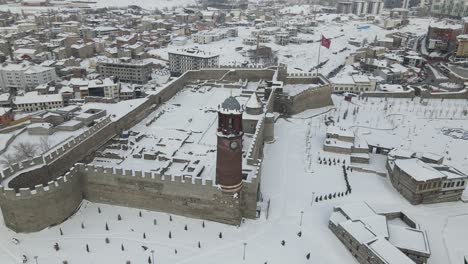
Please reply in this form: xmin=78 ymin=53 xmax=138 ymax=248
xmin=0 ymin=167 xmax=83 ymax=233
xmin=80 ymin=164 xmax=244 ymax=225
xmin=289 ymin=85 xmax=334 ymax=115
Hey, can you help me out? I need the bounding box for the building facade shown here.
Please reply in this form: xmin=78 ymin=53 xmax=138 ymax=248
xmin=168 ymin=49 xmax=219 ymax=76
xmin=337 ymin=0 xmax=384 ymax=15
xmin=96 ymin=59 xmax=153 ymax=84
xmin=13 ymin=92 xmax=64 ymax=112
xmin=0 ymin=64 xmax=57 ymax=91
xmin=387 ymin=152 xmax=468 ymax=204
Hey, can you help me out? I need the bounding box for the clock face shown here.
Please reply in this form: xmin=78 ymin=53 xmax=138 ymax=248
xmin=230 ymin=141 xmax=238 ymax=150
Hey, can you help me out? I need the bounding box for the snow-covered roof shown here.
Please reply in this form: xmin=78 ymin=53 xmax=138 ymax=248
xmin=387 ymin=224 xmax=430 ymax=254
xmin=0 ymin=93 xmax=10 ymax=101
xmin=429 ymin=21 xmax=462 ymax=30
xmin=366 ymin=237 xmax=415 ymax=264
xmin=245 ymin=92 xmax=262 ymax=110
xmin=14 ymin=92 xmax=63 ymax=105
xmin=0 ymin=107 xmax=12 ymax=115
xmin=394 ymin=158 xmax=443 ymax=182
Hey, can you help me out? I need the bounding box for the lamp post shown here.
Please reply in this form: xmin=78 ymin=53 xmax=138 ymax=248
xmin=300 ymin=211 xmax=304 ymax=226
xmin=310 ymin=192 xmax=315 ymax=206
xmin=151 ymin=250 xmax=155 ymax=264
xmin=243 ymin=242 xmax=247 ymax=261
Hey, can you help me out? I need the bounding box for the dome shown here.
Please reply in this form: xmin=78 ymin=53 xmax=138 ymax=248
xmin=221 ymin=96 xmax=241 ymax=112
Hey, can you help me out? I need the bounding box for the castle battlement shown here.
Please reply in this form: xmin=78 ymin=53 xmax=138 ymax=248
xmin=44 ymin=116 xmax=112 ymax=163
xmin=1 ymin=156 xmax=44 ymax=180
xmin=77 ymin=163 xmax=216 ymax=187
xmin=247 ymin=116 xmax=265 ymax=166
xmin=0 ymin=166 xmax=79 ymax=198
xmin=287 ymin=72 xmax=322 ymax=78
xmin=218 ymin=65 xmax=266 ymax=69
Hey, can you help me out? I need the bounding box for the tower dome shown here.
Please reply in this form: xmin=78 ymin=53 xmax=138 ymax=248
xmin=221 ymin=96 xmax=241 ymax=113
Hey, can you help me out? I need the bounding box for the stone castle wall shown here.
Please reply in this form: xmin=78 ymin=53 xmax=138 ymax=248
xmin=420 ymin=89 xmax=468 ymax=99
xmin=289 ymin=84 xmax=334 ymax=114
xmin=0 ymin=166 xmax=83 ymax=233
xmin=80 ymin=164 xmax=245 ymax=226
xmin=0 ymin=66 xmax=330 ymax=233
xmin=362 ymin=90 xmax=415 ymax=98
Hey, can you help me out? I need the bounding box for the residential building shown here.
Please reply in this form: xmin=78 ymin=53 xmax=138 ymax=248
xmin=0 ymin=107 xmax=13 ymax=126
xmin=96 ymin=59 xmax=153 ymax=84
xmin=0 ymin=63 xmax=57 ymax=91
xmin=455 ymin=34 xmax=468 ymax=60
xmin=431 ymin=0 xmax=468 ymax=17
xmin=14 ymin=92 xmax=64 ymax=112
xmin=168 ymin=49 xmax=219 ymax=76
xmin=426 ymin=21 xmax=462 ymax=53
xmin=85 ymin=78 xmax=120 ymax=99
xmin=337 ymin=0 xmax=384 ymax=15
xmin=403 ymin=52 xmax=425 ymax=67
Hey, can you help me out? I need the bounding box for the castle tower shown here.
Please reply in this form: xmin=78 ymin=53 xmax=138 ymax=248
xmin=216 ymin=96 xmax=243 ymax=193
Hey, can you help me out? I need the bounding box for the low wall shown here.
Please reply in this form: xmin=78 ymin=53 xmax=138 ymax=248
xmin=420 ymin=89 xmax=468 ymax=99
xmin=362 ymin=89 xmax=415 ymax=98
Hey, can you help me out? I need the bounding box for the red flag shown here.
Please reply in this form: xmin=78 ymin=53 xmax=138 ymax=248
xmin=321 ymin=35 xmax=331 ymax=49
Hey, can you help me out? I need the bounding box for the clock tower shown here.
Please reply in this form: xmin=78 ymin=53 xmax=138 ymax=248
xmin=216 ymin=96 xmax=243 ymax=193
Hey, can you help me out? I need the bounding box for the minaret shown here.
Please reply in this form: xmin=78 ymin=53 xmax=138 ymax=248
xmin=216 ymin=96 xmax=243 ymax=193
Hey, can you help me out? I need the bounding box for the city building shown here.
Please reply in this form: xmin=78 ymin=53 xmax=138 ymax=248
xmin=426 ymin=21 xmax=462 ymax=53
xmin=168 ymin=48 xmax=219 ymax=76
xmin=13 ymin=92 xmax=64 ymax=112
xmin=431 ymin=0 xmax=468 ymax=17
xmin=330 ymin=75 xmax=377 ymax=93
xmin=329 ymin=202 xmax=431 ymax=264
xmin=96 ymin=59 xmax=153 ymax=84
xmin=387 ymin=150 xmax=468 ymax=204
xmin=84 ymin=78 xmax=120 ymax=99
xmin=0 ymin=63 xmax=57 ymax=91
xmin=455 ymin=34 xmax=468 ymax=60
xmin=337 ymin=0 xmax=384 ymax=15
xmin=0 ymin=107 xmax=13 ymax=126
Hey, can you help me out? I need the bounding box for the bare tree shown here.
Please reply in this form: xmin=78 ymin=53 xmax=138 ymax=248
xmin=0 ymin=153 xmax=18 ymax=167
xmin=39 ymin=136 xmax=51 ymax=154
xmin=13 ymin=142 xmax=38 ymax=160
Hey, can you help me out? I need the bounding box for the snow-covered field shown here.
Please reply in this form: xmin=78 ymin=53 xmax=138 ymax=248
xmin=2 ymin=95 xmax=468 ymax=263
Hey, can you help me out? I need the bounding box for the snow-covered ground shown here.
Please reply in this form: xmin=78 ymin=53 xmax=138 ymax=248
xmin=2 ymin=95 xmax=468 ymax=263
xmin=151 ymin=15 xmax=432 ymax=76
xmin=0 ymin=0 xmax=195 ymax=13
xmin=92 ymin=86 xmax=251 ymax=181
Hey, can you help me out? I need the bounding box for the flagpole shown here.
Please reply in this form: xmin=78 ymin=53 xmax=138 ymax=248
xmin=316 ymin=34 xmax=322 ymax=77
